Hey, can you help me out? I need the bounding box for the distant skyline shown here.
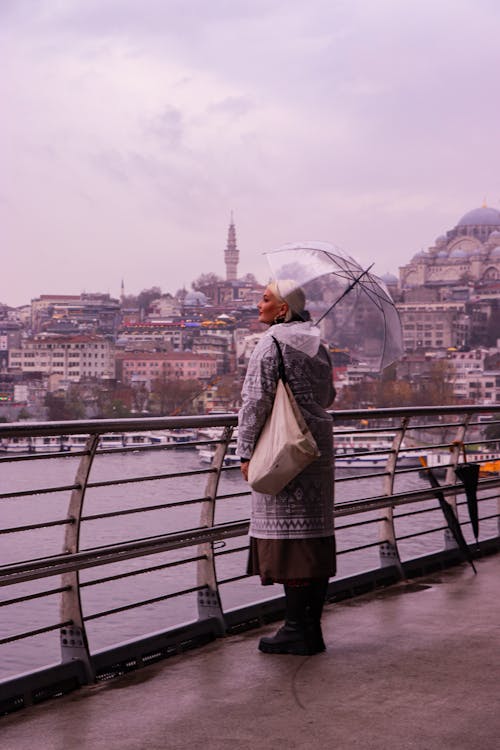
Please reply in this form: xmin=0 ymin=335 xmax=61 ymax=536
xmin=3 ymin=0 xmax=500 ymax=307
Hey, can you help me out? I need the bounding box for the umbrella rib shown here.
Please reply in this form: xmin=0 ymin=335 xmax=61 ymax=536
xmin=316 ymin=264 xmax=375 ymax=325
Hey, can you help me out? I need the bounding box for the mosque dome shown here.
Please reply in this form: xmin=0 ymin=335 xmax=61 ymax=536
xmin=434 ymin=235 xmax=447 ymax=248
xmin=184 ymin=290 xmax=208 ymax=306
xmin=457 ymin=206 xmax=500 ymax=227
xmin=490 ymin=230 xmax=500 ymax=241
xmin=412 ymin=250 xmax=427 ymax=261
xmin=380 ymin=272 xmax=398 ymax=284
xmin=490 ymin=246 xmax=500 ymax=258
xmin=437 ymin=250 xmax=448 ymax=258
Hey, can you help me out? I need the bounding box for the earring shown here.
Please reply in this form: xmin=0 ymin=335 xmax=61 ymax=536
xmin=273 ymin=314 xmax=286 ymax=324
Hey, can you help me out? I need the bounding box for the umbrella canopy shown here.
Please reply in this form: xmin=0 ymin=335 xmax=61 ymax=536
xmin=454 ymin=463 xmax=480 ymax=543
xmin=265 ymin=242 xmax=403 ymax=371
xmin=419 ymin=457 xmax=477 ymax=574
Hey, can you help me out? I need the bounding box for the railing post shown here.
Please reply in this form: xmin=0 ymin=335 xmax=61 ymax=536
xmin=196 ymin=426 xmax=232 ymax=634
xmin=443 ymin=415 xmax=471 ymax=550
xmin=60 ymin=434 xmax=100 ymax=682
xmin=379 ymin=417 xmax=407 ymax=576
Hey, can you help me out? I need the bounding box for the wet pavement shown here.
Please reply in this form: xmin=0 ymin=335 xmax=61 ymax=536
xmin=2 ymin=554 xmax=500 ymax=750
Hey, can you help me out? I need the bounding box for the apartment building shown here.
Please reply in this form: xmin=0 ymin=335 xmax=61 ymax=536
xmin=118 ymin=351 xmax=217 ymax=387
xmin=8 ymin=335 xmax=115 ymax=383
xmin=31 ymin=293 xmax=121 ymax=334
xmin=397 ymin=302 xmax=470 ymax=351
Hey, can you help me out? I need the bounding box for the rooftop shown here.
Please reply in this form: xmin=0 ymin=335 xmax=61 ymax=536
xmin=2 ymin=553 xmax=498 ymax=749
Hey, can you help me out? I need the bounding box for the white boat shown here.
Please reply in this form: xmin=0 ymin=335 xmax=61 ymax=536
xmin=1 ymin=437 xmax=34 ymax=453
xmin=421 ymin=448 xmax=500 ymax=477
xmin=334 ymin=430 xmax=421 ymax=469
xmin=163 ymin=429 xmax=199 ymax=447
xmin=30 ymin=436 xmax=70 ymax=453
xmin=124 ymin=432 xmax=169 ymax=448
xmin=1 ymin=435 xmax=71 ymax=453
xmin=64 ymin=433 xmax=126 ymax=451
xmin=197 ymin=443 xmax=240 ymax=466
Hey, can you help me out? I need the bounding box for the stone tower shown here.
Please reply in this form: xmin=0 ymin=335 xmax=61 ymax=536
xmin=224 ymin=213 xmax=239 ymax=281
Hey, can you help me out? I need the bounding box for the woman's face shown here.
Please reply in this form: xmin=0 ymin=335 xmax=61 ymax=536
xmin=258 ymin=287 xmax=288 ymax=325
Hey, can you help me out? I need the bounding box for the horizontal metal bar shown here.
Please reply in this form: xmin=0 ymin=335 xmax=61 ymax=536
xmin=217 ymin=573 xmax=249 ymax=585
xmin=0 ymin=484 xmax=79 ymax=501
xmin=84 ymin=584 xmax=206 ymax=621
xmin=335 ymin=471 xmax=391 ymax=483
xmin=0 ymin=518 xmax=73 ymax=535
xmin=0 ymin=414 xmax=239 ymax=439
xmin=215 ymin=545 xmax=248 ymax=557
xmin=336 ymin=516 xmax=381 ymax=531
xmin=81 ymin=496 xmax=206 ymax=523
xmin=0 ymin=620 xmax=73 ymax=646
xmin=86 ymin=467 xmax=213 ymax=490
xmin=80 ymin=555 xmax=204 ymax=588
xmin=0 ymin=521 xmax=250 ymax=586
xmin=337 ymin=539 xmax=387 ymax=555
xmin=3 ymin=474 xmax=500 ymax=587
xmin=2 ymin=404 xmax=500 ymax=441
xmin=334 ymin=476 xmax=500 ymax=517
xmin=0 ymin=451 xmax=78 ymax=464
xmin=396 ymin=526 xmax=448 ymax=542
xmin=0 ymin=586 xmax=71 ymax=608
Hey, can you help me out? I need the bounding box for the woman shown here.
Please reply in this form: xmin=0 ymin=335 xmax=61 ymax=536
xmin=237 ymin=280 xmax=336 ymax=655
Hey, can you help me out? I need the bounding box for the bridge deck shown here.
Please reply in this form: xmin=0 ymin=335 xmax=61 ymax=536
xmin=2 ymin=554 xmax=499 ymax=750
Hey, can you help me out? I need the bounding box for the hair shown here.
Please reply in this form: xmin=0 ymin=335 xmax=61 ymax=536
xmin=267 ymin=280 xmax=309 ymax=322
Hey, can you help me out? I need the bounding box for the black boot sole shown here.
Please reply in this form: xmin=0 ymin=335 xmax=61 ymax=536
xmin=258 ymin=638 xmax=323 ymax=656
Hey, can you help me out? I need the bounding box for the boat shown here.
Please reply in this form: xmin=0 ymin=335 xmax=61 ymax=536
xmin=419 ymin=449 xmax=500 ymax=478
xmin=1 ymin=437 xmax=34 ymax=453
xmin=197 ymin=443 xmax=240 ymax=466
xmin=163 ymin=429 xmax=199 ymax=448
xmin=30 ymin=436 xmax=70 ymax=453
xmin=123 ymin=432 xmax=169 ymax=448
xmin=333 ymin=430 xmax=421 ymax=469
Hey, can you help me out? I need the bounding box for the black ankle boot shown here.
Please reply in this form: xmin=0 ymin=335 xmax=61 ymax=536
xmin=258 ymin=584 xmax=324 ymax=656
xmin=258 ymin=621 xmax=311 ymax=655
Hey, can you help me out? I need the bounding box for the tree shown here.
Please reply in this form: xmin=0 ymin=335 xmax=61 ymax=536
xmin=136 ymin=287 xmax=162 ymax=313
xmin=192 ymin=273 xmax=223 ymax=291
xmin=45 ymin=389 xmax=86 ymax=421
xmin=150 ymin=376 xmax=201 ymax=415
xmin=241 ymin=272 xmax=259 ymax=285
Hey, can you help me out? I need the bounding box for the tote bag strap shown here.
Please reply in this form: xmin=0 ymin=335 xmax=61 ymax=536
xmin=270 ymin=336 xmax=287 ymax=383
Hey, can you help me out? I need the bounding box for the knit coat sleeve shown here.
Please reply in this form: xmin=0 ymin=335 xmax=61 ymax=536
xmin=236 ymin=336 xmax=279 ymax=460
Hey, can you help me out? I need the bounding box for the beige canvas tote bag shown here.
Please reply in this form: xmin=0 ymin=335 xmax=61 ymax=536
xmin=248 ymin=337 xmax=320 ymax=495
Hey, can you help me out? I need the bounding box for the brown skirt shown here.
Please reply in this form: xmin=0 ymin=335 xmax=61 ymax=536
xmin=247 ymin=535 xmax=336 ymax=584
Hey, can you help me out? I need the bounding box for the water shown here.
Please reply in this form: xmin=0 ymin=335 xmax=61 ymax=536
xmin=1 ymin=447 xmax=497 ymax=681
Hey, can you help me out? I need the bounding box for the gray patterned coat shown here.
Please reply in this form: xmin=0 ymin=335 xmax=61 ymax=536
xmin=237 ymin=322 xmax=335 ymax=540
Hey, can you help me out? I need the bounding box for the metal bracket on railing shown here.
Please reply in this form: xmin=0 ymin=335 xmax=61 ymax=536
xmin=60 ymin=433 xmax=100 ymax=682
xmin=443 ymin=416 xmax=472 ymax=551
xmin=196 ymin=426 xmax=232 ymax=634
xmin=379 ymin=416 xmax=408 ymax=576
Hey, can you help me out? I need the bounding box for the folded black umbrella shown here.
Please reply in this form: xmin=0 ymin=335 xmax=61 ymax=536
xmin=454 ymin=462 xmax=480 ymax=544
xmin=419 ymin=457 xmax=477 ymax=574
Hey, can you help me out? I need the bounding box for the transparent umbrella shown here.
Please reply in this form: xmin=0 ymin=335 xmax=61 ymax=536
xmin=265 ymin=241 xmax=403 ymax=371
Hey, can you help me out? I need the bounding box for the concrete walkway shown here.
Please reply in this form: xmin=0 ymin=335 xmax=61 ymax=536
xmin=3 ymin=554 xmax=500 ymax=750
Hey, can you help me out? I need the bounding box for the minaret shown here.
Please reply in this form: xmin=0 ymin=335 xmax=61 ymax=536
xmin=224 ymin=212 xmax=239 ymax=281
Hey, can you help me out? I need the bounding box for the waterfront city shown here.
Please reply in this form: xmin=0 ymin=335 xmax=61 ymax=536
xmin=2 ymin=206 xmax=500 ymax=429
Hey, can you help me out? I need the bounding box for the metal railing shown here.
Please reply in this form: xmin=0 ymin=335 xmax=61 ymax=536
xmin=1 ymin=406 xmax=500 ymax=712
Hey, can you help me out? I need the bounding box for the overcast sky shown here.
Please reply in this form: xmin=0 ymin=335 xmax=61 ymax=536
xmin=2 ymin=0 xmax=500 ymax=306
